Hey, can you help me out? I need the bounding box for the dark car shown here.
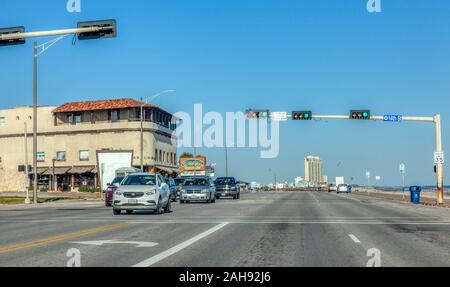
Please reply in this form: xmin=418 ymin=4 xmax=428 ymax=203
xmin=105 ymin=176 xmax=124 ymax=207
xmin=167 ymin=177 xmax=178 ymax=202
xmin=214 ymin=177 xmax=240 ymax=199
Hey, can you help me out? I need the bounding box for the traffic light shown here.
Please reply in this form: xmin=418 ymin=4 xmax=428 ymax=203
xmin=350 ymin=110 xmax=371 ymax=120
xmin=292 ymin=111 xmax=312 ymax=121
xmin=0 ymin=26 xmax=25 ymax=46
xmin=246 ymin=109 xmax=270 ymax=119
xmin=77 ymin=20 xmax=117 ymax=40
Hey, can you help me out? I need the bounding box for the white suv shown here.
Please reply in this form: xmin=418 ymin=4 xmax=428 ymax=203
xmin=112 ymin=173 xmax=172 ymax=215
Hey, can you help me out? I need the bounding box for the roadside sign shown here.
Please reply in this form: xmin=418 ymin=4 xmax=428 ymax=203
xmin=434 ymin=152 xmax=445 ymax=164
xmin=366 ymin=172 xmax=371 ymax=178
xmin=399 ymin=163 xmax=406 ymax=174
xmin=383 ymin=115 xmax=403 ymax=122
xmin=375 ymin=176 xmax=381 ymax=181
xmin=271 ymin=112 xmax=288 ymax=122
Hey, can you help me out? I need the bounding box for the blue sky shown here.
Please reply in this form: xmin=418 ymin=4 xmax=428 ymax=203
xmin=0 ymin=0 xmax=449 ymax=185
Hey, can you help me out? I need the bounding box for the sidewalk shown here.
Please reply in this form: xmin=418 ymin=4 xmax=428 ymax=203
xmin=353 ymin=189 xmax=450 ymax=208
xmin=0 ymin=191 xmax=102 ymax=200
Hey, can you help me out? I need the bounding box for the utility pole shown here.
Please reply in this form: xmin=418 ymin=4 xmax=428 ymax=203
xmin=32 ymin=41 xmax=38 ymax=204
xmin=140 ymin=97 xmax=144 ymax=171
xmin=225 ymin=143 xmax=229 ymax=177
xmin=24 ymin=122 xmax=30 ymax=204
xmin=193 ymin=146 xmax=197 ymax=176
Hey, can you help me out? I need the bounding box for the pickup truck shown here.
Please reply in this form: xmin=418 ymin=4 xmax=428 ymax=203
xmin=214 ymin=177 xmax=240 ymax=199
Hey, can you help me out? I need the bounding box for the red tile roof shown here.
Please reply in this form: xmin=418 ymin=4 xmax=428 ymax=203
xmin=53 ymin=98 xmax=164 ymax=113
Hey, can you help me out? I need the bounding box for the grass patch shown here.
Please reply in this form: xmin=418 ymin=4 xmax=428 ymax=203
xmin=0 ymin=197 xmax=71 ymax=205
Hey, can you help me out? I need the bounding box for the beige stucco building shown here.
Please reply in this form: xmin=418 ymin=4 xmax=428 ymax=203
xmin=0 ymin=98 xmax=178 ymax=192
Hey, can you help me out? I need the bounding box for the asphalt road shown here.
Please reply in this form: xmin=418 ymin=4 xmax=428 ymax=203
xmin=0 ymin=192 xmax=449 ymax=267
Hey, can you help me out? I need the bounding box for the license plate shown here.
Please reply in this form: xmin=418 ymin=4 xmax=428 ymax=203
xmin=128 ymin=199 xmax=138 ymax=205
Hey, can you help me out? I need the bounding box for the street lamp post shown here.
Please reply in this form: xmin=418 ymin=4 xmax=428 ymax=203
xmin=140 ymin=90 xmax=176 ymax=171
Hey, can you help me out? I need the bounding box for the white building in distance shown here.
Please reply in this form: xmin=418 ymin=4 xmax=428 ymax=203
xmin=305 ymin=155 xmax=324 ymax=187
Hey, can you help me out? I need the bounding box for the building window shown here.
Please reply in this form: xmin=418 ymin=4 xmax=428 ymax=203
xmin=155 ymin=149 xmax=158 ymax=161
xmin=109 ymin=110 xmax=120 ymax=122
xmin=0 ymin=117 xmax=5 ymax=128
xmin=37 ymin=152 xmax=45 ymax=162
xmin=75 ymin=114 xmax=82 ymax=125
xmin=159 ymin=150 xmax=162 ymax=163
xmin=67 ymin=114 xmax=82 ymax=125
xmin=80 ymin=150 xmax=89 ymax=161
xmin=56 ymin=151 xmax=67 ymax=162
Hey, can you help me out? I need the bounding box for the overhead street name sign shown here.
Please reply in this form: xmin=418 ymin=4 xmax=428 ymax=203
xmin=384 ymin=115 xmax=403 ymax=122
xmin=271 ymin=112 xmax=288 ymax=122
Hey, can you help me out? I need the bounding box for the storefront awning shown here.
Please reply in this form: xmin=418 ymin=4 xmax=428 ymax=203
xmin=36 ymin=167 xmax=49 ymax=175
xmin=69 ymin=166 xmax=95 ymax=174
xmin=155 ymin=166 xmax=174 ymax=175
xmin=42 ymin=167 xmax=71 ymax=176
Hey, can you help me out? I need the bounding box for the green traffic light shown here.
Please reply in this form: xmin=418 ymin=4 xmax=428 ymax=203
xmin=363 ymin=112 xmax=368 ymax=118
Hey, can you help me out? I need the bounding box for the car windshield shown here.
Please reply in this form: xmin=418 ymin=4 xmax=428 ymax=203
xmin=121 ymin=175 xmax=156 ymax=186
xmin=111 ymin=177 xmax=124 ymax=185
xmin=174 ymin=178 xmax=185 ymax=185
xmin=183 ymin=178 xmax=209 ymax=186
xmin=215 ymin=178 xmax=235 ymax=185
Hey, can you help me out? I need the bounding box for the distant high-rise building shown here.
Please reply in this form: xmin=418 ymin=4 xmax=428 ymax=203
xmin=305 ymin=156 xmax=323 ymax=187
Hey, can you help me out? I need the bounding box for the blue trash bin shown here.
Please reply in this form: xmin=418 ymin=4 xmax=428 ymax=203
xmin=409 ymin=186 xmax=422 ymax=204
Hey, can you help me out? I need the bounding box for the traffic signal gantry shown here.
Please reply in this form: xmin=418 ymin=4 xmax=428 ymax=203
xmin=0 ymin=20 xmax=117 ymax=205
xmin=245 ymin=109 xmax=444 ymax=204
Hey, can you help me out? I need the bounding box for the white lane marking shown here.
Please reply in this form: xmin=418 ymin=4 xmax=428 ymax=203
xmin=349 ymin=234 xmax=361 ymax=244
xmin=132 ymin=222 xmax=229 ymax=267
xmin=70 ymin=240 xmax=158 ymax=248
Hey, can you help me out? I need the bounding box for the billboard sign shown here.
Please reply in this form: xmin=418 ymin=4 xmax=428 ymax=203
xmin=180 ymin=157 xmax=206 ymax=172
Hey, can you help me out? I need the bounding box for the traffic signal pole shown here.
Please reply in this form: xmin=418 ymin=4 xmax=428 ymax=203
xmin=434 ymin=114 xmax=444 ymax=204
xmin=300 ymin=114 xmax=443 ymax=204
xmin=0 ymin=26 xmax=112 ymax=42
xmin=1 ymin=22 xmax=116 ymax=204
